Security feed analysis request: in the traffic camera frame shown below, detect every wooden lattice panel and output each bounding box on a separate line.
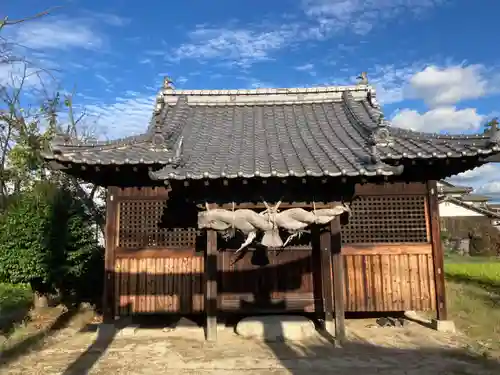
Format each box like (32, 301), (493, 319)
(341, 195), (428, 244)
(117, 200), (199, 249)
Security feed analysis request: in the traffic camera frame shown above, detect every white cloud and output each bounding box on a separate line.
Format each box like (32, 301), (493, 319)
(391, 106), (484, 132)
(407, 65), (489, 107)
(84, 11), (130, 27)
(452, 164), (499, 181)
(367, 63), (425, 104)
(166, 1), (444, 66)
(83, 93), (156, 140)
(448, 164), (500, 200)
(12, 18), (103, 51)
(302, 0), (444, 35)
(295, 63), (317, 77)
(170, 25), (297, 67)
(295, 63), (315, 71)
(370, 63), (500, 134)
(0, 61), (54, 90)
(476, 181), (500, 197)
(95, 73), (111, 85)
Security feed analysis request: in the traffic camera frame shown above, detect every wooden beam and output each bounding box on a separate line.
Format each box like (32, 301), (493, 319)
(205, 228), (218, 341)
(427, 180), (448, 320)
(103, 187), (118, 323)
(331, 216), (346, 343)
(216, 201), (342, 210)
(319, 221), (335, 336)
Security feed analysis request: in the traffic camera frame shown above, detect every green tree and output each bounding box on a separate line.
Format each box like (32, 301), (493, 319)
(0, 181), (103, 306)
(0, 10), (106, 309)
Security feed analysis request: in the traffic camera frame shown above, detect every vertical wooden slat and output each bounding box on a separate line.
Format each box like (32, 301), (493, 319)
(363, 255), (373, 310)
(146, 258), (154, 312)
(409, 255), (419, 310)
(391, 255), (401, 310)
(172, 257), (178, 312)
(196, 256), (201, 312)
(381, 255), (391, 310)
(156, 258), (165, 311)
(114, 259), (121, 316)
(354, 255), (364, 309)
(347, 256), (356, 311)
(342, 256), (349, 311)
(129, 258), (137, 313)
(182, 257), (189, 313)
(372, 255), (382, 311)
(104, 187), (118, 322)
(417, 255), (426, 309)
(427, 180), (447, 320)
(427, 254), (437, 310)
(119, 259), (129, 315)
(399, 254), (409, 310)
(205, 229), (218, 341)
(138, 258), (147, 313)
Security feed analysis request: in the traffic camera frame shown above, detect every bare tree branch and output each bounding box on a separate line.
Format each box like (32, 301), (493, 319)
(0, 7), (60, 31)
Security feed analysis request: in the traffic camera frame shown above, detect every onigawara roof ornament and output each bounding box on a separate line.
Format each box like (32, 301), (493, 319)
(164, 76), (175, 89)
(485, 118), (500, 145)
(356, 72), (368, 85)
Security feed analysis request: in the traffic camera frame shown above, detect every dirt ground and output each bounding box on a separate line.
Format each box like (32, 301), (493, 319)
(1, 314), (500, 375)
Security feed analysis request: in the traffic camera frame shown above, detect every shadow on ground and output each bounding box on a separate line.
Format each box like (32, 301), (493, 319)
(0, 306), (81, 368)
(6, 314), (497, 375)
(0, 306), (32, 338)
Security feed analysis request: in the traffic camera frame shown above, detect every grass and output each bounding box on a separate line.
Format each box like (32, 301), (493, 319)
(444, 257), (500, 356)
(0, 283), (32, 315)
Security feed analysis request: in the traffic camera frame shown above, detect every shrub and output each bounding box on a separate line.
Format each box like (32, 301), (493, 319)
(0, 181), (103, 306)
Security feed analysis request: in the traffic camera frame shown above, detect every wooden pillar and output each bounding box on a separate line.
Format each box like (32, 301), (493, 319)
(331, 216), (346, 342)
(319, 215), (345, 342)
(103, 187), (118, 323)
(205, 228), (218, 341)
(319, 224), (334, 333)
(427, 180), (448, 320)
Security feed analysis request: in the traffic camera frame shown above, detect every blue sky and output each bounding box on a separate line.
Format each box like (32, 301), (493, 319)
(2, 0), (500, 195)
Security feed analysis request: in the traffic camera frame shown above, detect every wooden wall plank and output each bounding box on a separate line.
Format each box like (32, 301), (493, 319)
(381, 255), (392, 310)
(342, 251), (436, 312)
(114, 256), (204, 314)
(112, 246), (436, 315)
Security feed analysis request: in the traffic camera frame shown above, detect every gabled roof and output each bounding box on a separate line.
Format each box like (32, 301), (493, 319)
(488, 203), (500, 211)
(461, 194), (491, 202)
(438, 180), (474, 194)
(440, 196), (500, 219)
(43, 80), (500, 181)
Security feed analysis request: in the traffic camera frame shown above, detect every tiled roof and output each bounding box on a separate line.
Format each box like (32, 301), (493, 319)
(461, 194), (491, 202)
(437, 181), (474, 194)
(441, 196), (500, 219)
(43, 83), (500, 181)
